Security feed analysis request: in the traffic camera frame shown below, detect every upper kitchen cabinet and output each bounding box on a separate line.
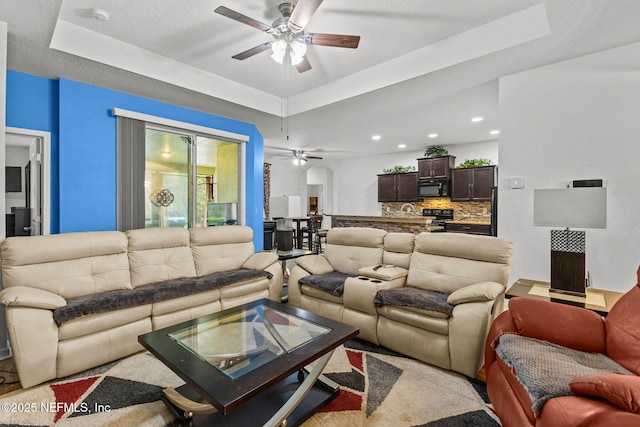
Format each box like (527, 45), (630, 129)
(378, 172), (418, 202)
(417, 156), (456, 180)
(451, 166), (496, 201)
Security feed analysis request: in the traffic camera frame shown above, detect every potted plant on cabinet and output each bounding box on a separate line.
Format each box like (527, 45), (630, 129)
(424, 145), (448, 157)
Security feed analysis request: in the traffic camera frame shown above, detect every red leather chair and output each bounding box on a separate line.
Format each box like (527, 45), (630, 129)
(484, 267), (640, 427)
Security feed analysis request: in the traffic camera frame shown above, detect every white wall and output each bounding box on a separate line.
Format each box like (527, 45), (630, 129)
(335, 149), (423, 216)
(1, 20), (9, 358)
(498, 44), (640, 292)
(267, 157), (339, 217)
(447, 140), (499, 167)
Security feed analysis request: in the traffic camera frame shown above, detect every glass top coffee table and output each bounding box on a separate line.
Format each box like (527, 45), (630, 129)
(138, 298), (358, 426)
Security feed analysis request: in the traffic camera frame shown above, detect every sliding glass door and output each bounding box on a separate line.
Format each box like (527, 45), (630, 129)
(144, 127), (239, 228)
(195, 135), (239, 227)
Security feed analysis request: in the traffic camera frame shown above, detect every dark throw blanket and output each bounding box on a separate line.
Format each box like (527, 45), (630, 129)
(374, 287), (454, 317)
(54, 269), (272, 325)
(496, 333), (633, 414)
(298, 272), (355, 297)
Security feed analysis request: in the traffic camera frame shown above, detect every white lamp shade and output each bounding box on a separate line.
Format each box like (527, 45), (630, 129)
(289, 40), (307, 65)
(534, 187), (607, 229)
(270, 40), (287, 64)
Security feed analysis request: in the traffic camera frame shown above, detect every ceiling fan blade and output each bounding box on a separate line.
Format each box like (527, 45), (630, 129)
(295, 56), (312, 73)
(305, 155), (323, 160)
(308, 33), (360, 49)
(232, 43), (272, 60)
(288, 0), (324, 34)
(214, 6), (272, 32)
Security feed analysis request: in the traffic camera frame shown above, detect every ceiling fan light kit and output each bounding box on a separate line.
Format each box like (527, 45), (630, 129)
(292, 150), (308, 165)
(270, 38), (307, 65)
(215, 0), (360, 73)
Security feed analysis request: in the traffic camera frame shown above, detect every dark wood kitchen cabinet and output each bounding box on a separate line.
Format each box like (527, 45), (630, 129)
(417, 156), (455, 180)
(445, 223), (492, 235)
(377, 172), (418, 202)
(451, 166), (496, 201)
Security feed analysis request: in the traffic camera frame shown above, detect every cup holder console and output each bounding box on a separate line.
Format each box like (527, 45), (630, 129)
(357, 276), (382, 283)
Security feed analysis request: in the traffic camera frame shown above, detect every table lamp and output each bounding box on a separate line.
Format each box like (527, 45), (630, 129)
(533, 187), (607, 297)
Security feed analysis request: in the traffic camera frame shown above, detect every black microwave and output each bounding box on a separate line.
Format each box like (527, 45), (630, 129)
(417, 180), (449, 198)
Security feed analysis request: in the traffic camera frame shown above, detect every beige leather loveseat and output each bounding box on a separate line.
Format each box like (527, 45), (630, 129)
(288, 227), (513, 378)
(0, 226), (282, 388)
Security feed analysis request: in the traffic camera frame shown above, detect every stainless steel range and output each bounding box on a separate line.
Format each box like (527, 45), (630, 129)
(422, 208), (454, 229)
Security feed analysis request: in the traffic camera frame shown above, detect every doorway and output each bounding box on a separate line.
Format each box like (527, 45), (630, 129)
(306, 166), (334, 216)
(4, 127), (50, 237)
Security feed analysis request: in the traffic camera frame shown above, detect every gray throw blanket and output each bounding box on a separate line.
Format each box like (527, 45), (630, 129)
(374, 287), (454, 317)
(298, 272), (355, 297)
(496, 333), (633, 414)
(54, 269), (272, 325)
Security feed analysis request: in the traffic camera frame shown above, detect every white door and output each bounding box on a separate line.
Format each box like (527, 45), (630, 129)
(28, 137), (42, 235)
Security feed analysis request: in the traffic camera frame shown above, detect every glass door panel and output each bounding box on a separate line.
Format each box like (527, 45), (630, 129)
(145, 129), (191, 228)
(196, 136), (239, 227)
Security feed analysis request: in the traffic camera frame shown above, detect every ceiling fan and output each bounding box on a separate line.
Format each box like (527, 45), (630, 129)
(271, 148), (323, 165)
(214, 0), (361, 73)
(291, 149), (322, 165)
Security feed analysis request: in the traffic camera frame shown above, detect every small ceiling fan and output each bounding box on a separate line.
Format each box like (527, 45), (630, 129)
(214, 0), (361, 73)
(292, 149), (322, 165)
(270, 148), (323, 165)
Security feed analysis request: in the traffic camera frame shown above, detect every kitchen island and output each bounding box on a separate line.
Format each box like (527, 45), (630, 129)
(445, 216), (492, 236)
(331, 215), (443, 234)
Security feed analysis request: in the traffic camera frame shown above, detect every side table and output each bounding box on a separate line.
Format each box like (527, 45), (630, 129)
(506, 278), (624, 316)
(277, 249), (313, 303)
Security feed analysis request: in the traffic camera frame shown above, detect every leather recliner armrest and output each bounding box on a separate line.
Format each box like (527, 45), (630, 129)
(570, 374), (640, 414)
(0, 286), (67, 310)
(447, 281), (504, 305)
(344, 276), (405, 315)
(295, 255), (334, 275)
(484, 309), (518, 373)
(508, 297), (606, 354)
(242, 251), (278, 271)
(358, 265), (408, 281)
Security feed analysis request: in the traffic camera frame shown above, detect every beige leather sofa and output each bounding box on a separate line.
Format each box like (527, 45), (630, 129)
(0, 226), (282, 388)
(288, 227), (513, 378)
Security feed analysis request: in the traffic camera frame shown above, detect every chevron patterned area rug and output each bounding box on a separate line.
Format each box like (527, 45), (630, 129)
(0, 340), (500, 426)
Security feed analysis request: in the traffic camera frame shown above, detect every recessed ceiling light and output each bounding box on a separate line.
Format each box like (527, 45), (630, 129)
(490, 129), (500, 135)
(398, 144), (406, 148)
(428, 133), (438, 138)
(471, 116), (484, 123)
(161, 151), (171, 158)
(371, 135), (381, 141)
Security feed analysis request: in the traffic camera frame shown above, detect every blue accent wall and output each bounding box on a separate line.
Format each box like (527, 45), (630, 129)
(6, 70), (60, 233)
(6, 72), (265, 248)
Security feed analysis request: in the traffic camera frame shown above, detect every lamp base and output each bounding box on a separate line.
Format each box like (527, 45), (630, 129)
(549, 286), (586, 299)
(550, 249), (586, 298)
(549, 229), (586, 297)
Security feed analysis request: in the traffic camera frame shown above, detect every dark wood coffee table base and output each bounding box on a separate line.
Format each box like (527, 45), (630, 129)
(165, 371), (339, 427)
(139, 300), (358, 426)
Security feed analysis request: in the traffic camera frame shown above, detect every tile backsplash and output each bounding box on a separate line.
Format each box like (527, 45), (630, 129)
(382, 198), (491, 220)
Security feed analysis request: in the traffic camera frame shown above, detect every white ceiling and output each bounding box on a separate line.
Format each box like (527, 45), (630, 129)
(3, 0), (640, 160)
